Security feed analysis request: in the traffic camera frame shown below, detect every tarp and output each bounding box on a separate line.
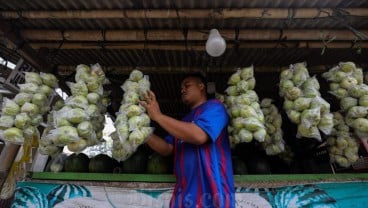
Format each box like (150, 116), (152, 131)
(11, 181), (368, 207)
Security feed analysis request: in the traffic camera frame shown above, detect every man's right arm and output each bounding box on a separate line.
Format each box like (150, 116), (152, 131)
(146, 134), (173, 156)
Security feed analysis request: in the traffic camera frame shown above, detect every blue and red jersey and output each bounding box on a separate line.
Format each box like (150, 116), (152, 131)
(165, 99), (235, 208)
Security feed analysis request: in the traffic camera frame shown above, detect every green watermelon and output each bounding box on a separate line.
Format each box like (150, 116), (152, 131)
(232, 157), (248, 175)
(146, 153), (171, 174)
(64, 153), (90, 172)
(122, 147), (148, 173)
(88, 154), (118, 173)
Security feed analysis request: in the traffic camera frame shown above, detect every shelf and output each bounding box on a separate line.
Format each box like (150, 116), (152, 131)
(30, 172), (368, 183)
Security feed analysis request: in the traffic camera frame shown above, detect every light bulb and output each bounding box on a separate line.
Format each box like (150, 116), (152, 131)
(205, 29), (226, 57)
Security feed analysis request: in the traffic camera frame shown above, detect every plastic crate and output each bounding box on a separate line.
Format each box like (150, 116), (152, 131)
(4, 58), (37, 92)
(352, 157), (368, 170)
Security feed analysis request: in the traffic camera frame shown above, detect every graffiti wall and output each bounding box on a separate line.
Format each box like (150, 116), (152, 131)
(11, 181), (368, 207)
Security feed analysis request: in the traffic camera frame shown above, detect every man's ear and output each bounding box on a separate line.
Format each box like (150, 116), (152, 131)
(199, 82), (205, 91)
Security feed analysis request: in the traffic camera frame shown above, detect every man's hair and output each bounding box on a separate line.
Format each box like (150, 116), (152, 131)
(183, 72), (207, 88)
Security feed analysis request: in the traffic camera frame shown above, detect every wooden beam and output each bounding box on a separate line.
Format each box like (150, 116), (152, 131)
(28, 41), (368, 50)
(57, 65), (328, 75)
(21, 29), (368, 42)
(0, 20), (45, 71)
(1, 8), (367, 19)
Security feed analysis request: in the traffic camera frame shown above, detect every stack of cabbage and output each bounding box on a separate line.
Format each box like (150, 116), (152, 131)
(326, 112), (359, 167)
(224, 66), (266, 147)
(112, 69), (153, 161)
(260, 98), (285, 155)
(0, 72), (58, 144)
(40, 64), (108, 155)
(279, 62), (333, 141)
(322, 62), (368, 140)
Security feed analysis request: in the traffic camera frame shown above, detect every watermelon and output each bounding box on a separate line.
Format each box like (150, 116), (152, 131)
(146, 153), (171, 174)
(88, 154), (118, 173)
(64, 153), (90, 172)
(122, 146), (148, 173)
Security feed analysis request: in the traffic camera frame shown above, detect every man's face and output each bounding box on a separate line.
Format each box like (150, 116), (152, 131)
(180, 77), (204, 106)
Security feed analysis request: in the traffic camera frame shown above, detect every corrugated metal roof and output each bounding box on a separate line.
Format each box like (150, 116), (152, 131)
(0, 0), (367, 118)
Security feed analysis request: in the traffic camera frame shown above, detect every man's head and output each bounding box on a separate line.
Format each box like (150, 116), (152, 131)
(180, 73), (207, 108)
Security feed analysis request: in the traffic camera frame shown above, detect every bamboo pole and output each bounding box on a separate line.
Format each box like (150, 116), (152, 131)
(0, 8), (367, 19)
(21, 29), (368, 41)
(28, 41), (368, 50)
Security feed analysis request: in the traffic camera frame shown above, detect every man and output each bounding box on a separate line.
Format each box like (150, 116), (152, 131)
(140, 73), (235, 208)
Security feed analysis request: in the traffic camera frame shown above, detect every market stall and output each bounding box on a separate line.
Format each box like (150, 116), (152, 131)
(0, 0), (368, 207)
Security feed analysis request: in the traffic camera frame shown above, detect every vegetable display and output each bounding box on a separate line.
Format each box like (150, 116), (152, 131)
(40, 63), (109, 156)
(112, 69), (153, 161)
(0, 72), (58, 144)
(224, 66), (267, 146)
(279, 62), (333, 141)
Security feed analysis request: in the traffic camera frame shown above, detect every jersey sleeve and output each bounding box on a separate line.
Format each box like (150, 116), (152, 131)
(193, 101), (229, 142)
(165, 134), (174, 145)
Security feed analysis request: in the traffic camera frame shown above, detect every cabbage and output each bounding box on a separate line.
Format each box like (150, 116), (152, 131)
(335, 155), (350, 168)
(340, 97), (358, 111)
(25, 72), (42, 85)
(32, 93), (47, 107)
(280, 80), (294, 92)
(67, 139), (88, 152)
(75, 64), (91, 82)
(287, 110), (301, 124)
(302, 76), (320, 90)
(67, 108), (89, 124)
(228, 70), (241, 85)
(239, 105), (258, 118)
(137, 76), (151, 97)
(336, 137), (349, 149)
(30, 114), (43, 126)
(236, 80), (249, 93)
(297, 125), (321, 141)
(86, 92), (100, 104)
(353, 118), (368, 133)
(2, 98), (20, 116)
(318, 113), (334, 135)
(40, 72), (58, 87)
(77, 121), (94, 138)
(261, 98), (273, 108)
(14, 113), (31, 129)
(285, 87), (301, 100)
(13, 93), (32, 106)
(293, 97), (311, 112)
(121, 80), (139, 92)
(225, 86), (238, 96)
(117, 124), (129, 143)
(86, 104), (99, 117)
(21, 102), (39, 116)
(240, 66), (254, 80)
(128, 115), (150, 131)
(129, 69), (144, 82)
(128, 127), (153, 145)
(346, 106), (368, 118)
(39, 85), (53, 96)
(253, 128), (266, 142)
(310, 96), (330, 113)
(115, 113), (128, 126)
(39, 139), (60, 156)
(329, 88), (348, 99)
(0, 115), (14, 129)
(359, 95), (368, 107)
(247, 78), (256, 90)
(123, 91), (139, 104)
(280, 69), (293, 80)
(301, 107), (321, 128)
(329, 83), (340, 91)
(353, 68), (363, 85)
(340, 77), (358, 90)
(292, 66), (309, 86)
(68, 81), (88, 96)
(3, 127), (24, 143)
(65, 95), (89, 109)
(54, 100), (65, 110)
(283, 99), (294, 110)
(123, 104), (144, 118)
(85, 76), (101, 92)
(50, 126), (80, 146)
(242, 117), (264, 132)
(238, 129), (253, 143)
(18, 83), (39, 94)
(303, 87), (321, 98)
(340, 61), (356, 73)
(349, 84), (368, 98)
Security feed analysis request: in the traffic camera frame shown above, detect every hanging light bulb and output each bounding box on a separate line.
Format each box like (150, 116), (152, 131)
(205, 29), (226, 57)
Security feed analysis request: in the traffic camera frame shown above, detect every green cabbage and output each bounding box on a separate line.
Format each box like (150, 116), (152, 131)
(13, 93), (32, 106)
(2, 98), (20, 116)
(129, 69), (144, 82)
(0, 115), (14, 129)
(3, 127), (24, 144)
(40, 72), (58, 88)
(14, 113), (31, 129)
(20, 102), (39, 116)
